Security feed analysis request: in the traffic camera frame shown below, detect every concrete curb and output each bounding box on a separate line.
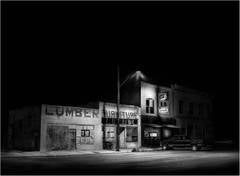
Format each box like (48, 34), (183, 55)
(1, 148), (165, 158)
(1, 150), (133, 158)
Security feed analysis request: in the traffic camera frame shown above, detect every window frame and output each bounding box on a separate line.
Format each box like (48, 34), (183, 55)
(146, 98), (154, 114)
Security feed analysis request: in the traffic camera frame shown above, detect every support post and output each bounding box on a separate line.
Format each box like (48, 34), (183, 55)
(116, 65), (120, 151)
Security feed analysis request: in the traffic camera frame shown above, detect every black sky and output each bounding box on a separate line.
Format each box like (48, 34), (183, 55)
(2, 2), (239, 143)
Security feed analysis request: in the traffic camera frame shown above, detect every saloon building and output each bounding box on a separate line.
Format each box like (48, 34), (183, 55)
(7, 102), (141, 151)
(121, 80), (214, 147)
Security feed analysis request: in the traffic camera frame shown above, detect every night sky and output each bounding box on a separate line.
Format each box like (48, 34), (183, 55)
(2, 2), (239, 146)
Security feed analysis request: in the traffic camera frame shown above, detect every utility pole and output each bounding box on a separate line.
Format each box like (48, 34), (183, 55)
(116, 65), (120, 151)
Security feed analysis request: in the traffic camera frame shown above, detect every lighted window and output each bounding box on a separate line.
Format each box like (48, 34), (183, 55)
(146, 98), (154, 114)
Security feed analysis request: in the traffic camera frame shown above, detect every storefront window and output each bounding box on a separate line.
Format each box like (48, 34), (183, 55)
(126, 127), (138, 142)
(105, 127), (115, 139)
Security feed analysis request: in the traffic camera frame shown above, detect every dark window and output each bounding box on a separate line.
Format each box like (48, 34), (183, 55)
(146, 98), (154, 114)
(27, 116), (32, 126)
(133, 119), (138, 125)
(81, 130), (85, 137)
(126, 127), (138, 142)
(187, 125), (193, 138)
(19, 120), (23, 132)
(207, 104), (211, 116)
(199, 104), (204, 115)
(81, 129), (91, 137)
(179, 100), (184, 114)
(189, 102), (194, 114)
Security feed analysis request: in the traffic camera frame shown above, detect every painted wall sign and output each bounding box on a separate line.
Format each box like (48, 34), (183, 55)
(104, 110), (137, 119)
(44, 105), (99, 118)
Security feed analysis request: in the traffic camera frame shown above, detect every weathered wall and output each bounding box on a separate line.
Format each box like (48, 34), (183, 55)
(172, 84), (214, 140)
(40, 104), (102, 151)
(8, 106), (41, 151)
(100, 102), (141, 149)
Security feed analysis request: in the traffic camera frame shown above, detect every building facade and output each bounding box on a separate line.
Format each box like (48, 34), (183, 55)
(8, 102), (141, 151)
(100, 102), (141, 150)
(7, 81), (213, 151)
(121, 81), (214, 147)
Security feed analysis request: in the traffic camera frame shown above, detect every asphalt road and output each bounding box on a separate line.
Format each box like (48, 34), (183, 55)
(2, 150), (239, 175)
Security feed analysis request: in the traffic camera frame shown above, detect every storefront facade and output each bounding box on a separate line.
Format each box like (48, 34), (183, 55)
(100, 102), (141, 150)
(121, 81), (214, 148)
(40, 104), (102, 152)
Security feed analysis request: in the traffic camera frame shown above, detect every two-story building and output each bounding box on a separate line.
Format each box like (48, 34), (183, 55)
(121, 80), (214, 147)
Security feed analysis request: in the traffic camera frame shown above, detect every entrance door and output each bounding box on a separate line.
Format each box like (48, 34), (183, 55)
(119, 127), (126, 148)
(69, 129), (76, 150)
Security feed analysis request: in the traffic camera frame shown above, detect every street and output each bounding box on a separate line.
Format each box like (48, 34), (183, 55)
(2, 150), (239, 175)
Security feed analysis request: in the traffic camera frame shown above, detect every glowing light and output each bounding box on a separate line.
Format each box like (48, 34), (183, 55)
(163, 129), (171, 138)
(135, 70), (145, 80)
(121, 70), (146, 87)
(150, 133), (158, 137)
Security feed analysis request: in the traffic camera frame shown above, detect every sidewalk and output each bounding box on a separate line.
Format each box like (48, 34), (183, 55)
(1, 149), (133, 158)
(139, 147), (163, 152)
(2, 148), (163, 158)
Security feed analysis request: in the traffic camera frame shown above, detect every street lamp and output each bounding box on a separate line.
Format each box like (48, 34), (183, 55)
(116, 65), (145, 151)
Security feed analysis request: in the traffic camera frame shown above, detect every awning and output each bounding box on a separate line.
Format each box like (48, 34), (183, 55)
(143, 123), (163, 128)
(163, 124), (180, 128)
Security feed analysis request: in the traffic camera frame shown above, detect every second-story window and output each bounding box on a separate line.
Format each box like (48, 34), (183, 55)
(199, 103), (204, 115)
(189, 102), (194, 115)
(146, 98), (154, 114)
(179, 100), (184, 114)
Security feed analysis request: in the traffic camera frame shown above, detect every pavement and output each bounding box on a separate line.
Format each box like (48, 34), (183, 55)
(2, 150), (239, 175)
(1, 147), (162, 158)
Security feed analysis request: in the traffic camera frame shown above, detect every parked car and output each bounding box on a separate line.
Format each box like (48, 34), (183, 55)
(161, 135), (204, 151)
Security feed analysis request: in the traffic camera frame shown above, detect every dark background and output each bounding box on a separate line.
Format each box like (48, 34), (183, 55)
(2, 2), (239, 149)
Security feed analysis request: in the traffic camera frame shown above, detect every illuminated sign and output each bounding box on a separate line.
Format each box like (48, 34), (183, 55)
(159, 93), (168, 101)
(44, 105), (99, 118)
(149, 133), (158, 137)
(159, 107), (169, 114)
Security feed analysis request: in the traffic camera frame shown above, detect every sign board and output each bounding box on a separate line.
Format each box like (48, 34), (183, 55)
(103, 103), (140, 120)
(44, 105), (99, 118)
(159, 107), (169, 114)
(104, 110), (138, 119)
(159, 92), (168, 101)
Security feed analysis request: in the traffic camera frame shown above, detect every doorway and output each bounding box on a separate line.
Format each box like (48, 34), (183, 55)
(119, 127), (126, 148)
(69, 129), (76, 150)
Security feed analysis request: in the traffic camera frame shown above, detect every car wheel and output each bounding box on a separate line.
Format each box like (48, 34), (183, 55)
(192, 145), (197, 151)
